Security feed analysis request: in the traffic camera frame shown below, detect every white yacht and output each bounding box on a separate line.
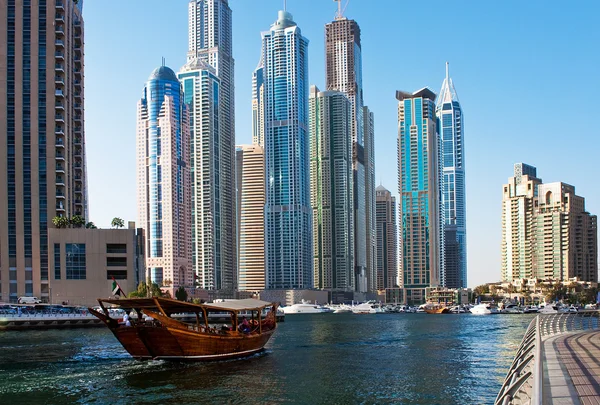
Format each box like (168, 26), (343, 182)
(351, 303), (376, 314)
(470, 303), (500, 315)
(281, 301), (331, 314)
(332, 305), (352, 314)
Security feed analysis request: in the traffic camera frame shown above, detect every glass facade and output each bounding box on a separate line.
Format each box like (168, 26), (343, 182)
(262, 11), (312, 289)
(54, 243), (60, 279)
(65, 243), (86, 280)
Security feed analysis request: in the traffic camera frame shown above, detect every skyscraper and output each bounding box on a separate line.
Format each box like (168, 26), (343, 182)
(501, 164), (598, 282)
(236, 144), (265, 291)
(177, 59), (223, 290)
(435, 63), (467, 288)
(136, 66), (192, 290)
(0, 0), (86, 303)
(363, 106), (376, 292)
(251, 62), (264, 146)
(309, 86), (354, 293)
(376, 185), (398, 289)
(325, 11), (374, 293)
(188, 0), (236, 291)
(397, 88), (443, 305)
(261, 10), (312, 289)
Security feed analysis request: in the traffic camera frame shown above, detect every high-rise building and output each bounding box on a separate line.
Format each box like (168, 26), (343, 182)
(177, 59), (224, 290)
(501, 163), (541, 281)
(260, 10), (312, 289)
(236, 144), (265, 291)
(501, 164), (598, 282)
(309, 86), (354, 292)
(363, 106), (376, 292)
(325, 12), (374, 293)
(0, 0), (86, 303)
(251, 62), (264, 146)
(188, 0), (236, 291)
(136, 66), (192, 289)
(375, 185), (398, 290)
(435, 63), (467, 288)
(396, 88), (443, 305)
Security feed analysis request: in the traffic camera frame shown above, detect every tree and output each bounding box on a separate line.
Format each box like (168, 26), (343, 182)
(473, 284), (490, 298)
(70, 215), (86, 228)
(52, 216), (70, 229)
(128, 281), (164, 298)
(111, 217), (125, 228)
(85, 222), (97, 229)
(175, 286), (188, 302)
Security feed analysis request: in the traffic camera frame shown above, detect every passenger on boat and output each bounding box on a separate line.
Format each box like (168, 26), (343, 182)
(239, 317), (251, 333)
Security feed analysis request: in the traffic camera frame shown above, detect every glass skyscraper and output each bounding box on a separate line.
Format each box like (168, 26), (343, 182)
(136, 66), (192, 289)
(435, 63), (467, 288)
(309, 86), (354, 293)
(188, 0), (236, 291)
(260, 10), (312, 289)
(0, 0), (86, 303)
(396, 88), (443, 305)
(178, 59), (223, 290)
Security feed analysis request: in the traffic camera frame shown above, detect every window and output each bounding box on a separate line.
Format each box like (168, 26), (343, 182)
(107, 257), (127, 267)
(54, 243), (60, 279)
(66, 243), (86, 279)
(106, 243), (127, 254)
(107, 270), (127, 280)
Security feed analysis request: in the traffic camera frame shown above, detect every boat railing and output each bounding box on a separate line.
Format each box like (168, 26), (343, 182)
(495, 311), (600, 405)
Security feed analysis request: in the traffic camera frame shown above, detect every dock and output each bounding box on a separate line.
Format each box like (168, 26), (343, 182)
(495, 312), (600, 405)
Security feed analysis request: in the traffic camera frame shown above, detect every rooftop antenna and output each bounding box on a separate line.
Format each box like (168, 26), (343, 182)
(162, 57), (165, 67)
(283, 0), (286, 11)
(445, 61), (449, 80)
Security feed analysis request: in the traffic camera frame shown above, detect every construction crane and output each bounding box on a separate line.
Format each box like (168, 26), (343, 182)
(334, 0), (350, 20)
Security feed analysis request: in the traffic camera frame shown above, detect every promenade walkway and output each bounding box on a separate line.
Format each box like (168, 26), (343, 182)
(543, 331), (600, 405)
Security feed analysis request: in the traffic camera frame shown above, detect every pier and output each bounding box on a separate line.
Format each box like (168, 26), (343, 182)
(495, 312), (600, 405)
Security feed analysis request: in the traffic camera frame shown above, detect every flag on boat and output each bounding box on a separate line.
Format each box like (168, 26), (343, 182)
(111, 277), (125, 296)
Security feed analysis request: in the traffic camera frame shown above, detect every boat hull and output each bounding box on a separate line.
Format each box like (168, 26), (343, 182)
(424, 307), (450, 314)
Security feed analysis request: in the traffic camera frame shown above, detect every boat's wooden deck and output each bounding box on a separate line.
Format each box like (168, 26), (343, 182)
(543, 331), (600, 405)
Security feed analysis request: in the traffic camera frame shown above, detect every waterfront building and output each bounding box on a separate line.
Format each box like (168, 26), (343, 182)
(177, 58), (226, 291)
(436, 63), (467, 288)
(48, 223), (144, 307)
(375, 185), (398, 289)
(363, 106), (377, 293)
(251, 62), (264, 146)
(325, 11), (375, 293)
(501, 164), (597, 282)
(259, 10), (312, 290)
(396, 88), (443, 305)
(236, 144), (265, 291)
(0, 0), (86, 303)
(136, 65), (192, 289)
(501, 163), (543, 281)
(188, 0), (236, 291)
(309, 86), (354, 292)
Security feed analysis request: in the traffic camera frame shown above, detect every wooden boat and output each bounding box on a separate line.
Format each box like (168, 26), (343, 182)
(88, 297), (278, 361)
(423, 304), (451, 314)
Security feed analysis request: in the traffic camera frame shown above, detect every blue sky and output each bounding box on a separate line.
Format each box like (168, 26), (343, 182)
(83, 0), (600, 288)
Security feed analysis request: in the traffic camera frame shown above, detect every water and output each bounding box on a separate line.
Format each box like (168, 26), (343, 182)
(0, 313), (533, 405)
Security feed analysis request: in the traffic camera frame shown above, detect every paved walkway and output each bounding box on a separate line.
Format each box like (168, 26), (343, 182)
(543, 331), (600, 405)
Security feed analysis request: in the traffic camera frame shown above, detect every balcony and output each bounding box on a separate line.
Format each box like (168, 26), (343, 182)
(55, 138), (64, 148)
(56, 176), (65, 186)
(56, 191), (66, 199)
(74, 92), (82, 100)
(75, 187), (83, 194)
(56, 27), (64, 36)
(55, 89), (64, 98)
(55, 63), (64, 72)
(55, 52), (65, 60)
(74, 115), (82, 122)
(55, 203), (65, 212)
(55, 164), (65, 173)
(55, 126), (64, 135)
(74, 161), (82, 169)
(54, 76), (64, 86)
(75, 199), (83, 205)
(55, 101), (64, 110)
(55, 152), (65, 161)
(55, 39), (64, 48)
(55, 14), (64, 23)
(56, 0), (64, 9)
(74, 103), (82, 110)
(74, 68), (82, 76)
(74, 175), (82, 181)
(55, 114), (65, 123)
(74, 148), (82, 157)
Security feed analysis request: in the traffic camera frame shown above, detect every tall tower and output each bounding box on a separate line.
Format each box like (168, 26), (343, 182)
(325, 9), (374, 293)
(435, 63), (467, 288)
(261, 10), (312, 289)
(309, 86), (354, 295)
(251, 61), (264, 146)
(177, 59), (223, 290)
(501, 163), (541, 281)
(236, 144), (265, 291)
(0, 0), (86, 303)
(376, 185), (398, 289)
(363, 106), (376, 293)
(136, 66), (192, 290)
(188, 0), (236, 291)
(397, 88), (442, 305)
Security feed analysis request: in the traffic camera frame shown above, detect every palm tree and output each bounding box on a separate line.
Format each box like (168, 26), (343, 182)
(52, 216), (70, 229)
(70, 215), (86, 228)
(111, 217), (125, 229)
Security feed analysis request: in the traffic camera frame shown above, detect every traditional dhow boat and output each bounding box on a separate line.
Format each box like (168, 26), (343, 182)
(423, 304), (451, 314)
(88, 297), (278, 361)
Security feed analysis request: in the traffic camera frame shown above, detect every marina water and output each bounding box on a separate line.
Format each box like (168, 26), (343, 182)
(0, 313), (533, 404)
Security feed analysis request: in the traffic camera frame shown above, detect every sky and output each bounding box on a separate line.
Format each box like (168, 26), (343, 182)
(83, 0), (600, 288)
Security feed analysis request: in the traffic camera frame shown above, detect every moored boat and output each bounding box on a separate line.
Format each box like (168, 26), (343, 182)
(470, 303), (500, 315)
(423, 304), (451, 314)
(281, 301), (332, 314)
(88, 297), (278, 361)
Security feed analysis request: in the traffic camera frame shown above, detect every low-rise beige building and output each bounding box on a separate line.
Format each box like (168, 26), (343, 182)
(48, 225), (144, 306)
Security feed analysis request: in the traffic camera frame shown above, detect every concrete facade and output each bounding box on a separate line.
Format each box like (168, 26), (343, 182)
(375, 185), (398, 289)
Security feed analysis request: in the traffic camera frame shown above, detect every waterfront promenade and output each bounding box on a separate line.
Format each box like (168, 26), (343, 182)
(496, 312), (600, 405)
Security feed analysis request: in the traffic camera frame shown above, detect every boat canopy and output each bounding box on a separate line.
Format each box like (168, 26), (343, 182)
(97, 297), (275, 314)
